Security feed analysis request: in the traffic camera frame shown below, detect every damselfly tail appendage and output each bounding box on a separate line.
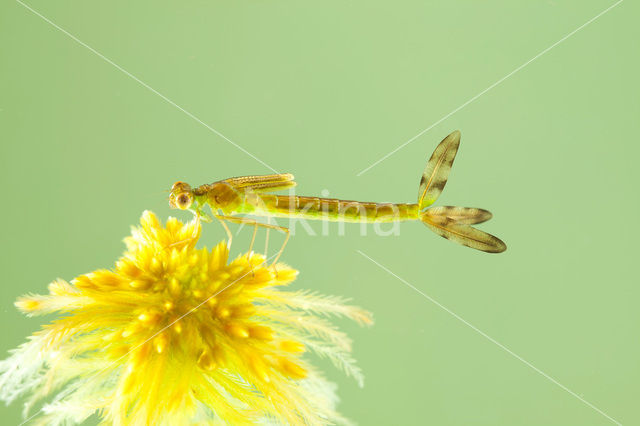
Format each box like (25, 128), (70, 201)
(418, 131), (507, 253)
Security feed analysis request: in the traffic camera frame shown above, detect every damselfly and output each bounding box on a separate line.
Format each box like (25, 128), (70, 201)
(169, 131), (506, 263)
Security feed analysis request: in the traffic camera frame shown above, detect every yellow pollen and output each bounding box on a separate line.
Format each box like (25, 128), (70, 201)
(279, 358), (307, 379)
(226, 323), (250, 339)
(197, 350), (216, 371)
(150, 258), (162, 275)
(216, 307), (231, 319)
(129, 279), (149, 289)
(169, 277), (181, 297)
(249, 325), (273, 340)
(280, 340), (305, 353)
(154, 333), (169, 353)
(138, 311), (160, 323)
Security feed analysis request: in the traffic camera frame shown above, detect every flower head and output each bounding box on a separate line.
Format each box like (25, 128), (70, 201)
(0, 211), (372, 425)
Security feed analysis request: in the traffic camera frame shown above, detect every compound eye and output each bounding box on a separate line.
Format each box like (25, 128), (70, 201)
(176, 193), (192, 209)
(171, 181), (185, 192)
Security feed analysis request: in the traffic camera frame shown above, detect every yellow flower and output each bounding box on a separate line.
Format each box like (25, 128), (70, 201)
(0, 211), (372, 425)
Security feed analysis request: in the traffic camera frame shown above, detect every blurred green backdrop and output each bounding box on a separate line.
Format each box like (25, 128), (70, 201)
(1, 0), (638, 424)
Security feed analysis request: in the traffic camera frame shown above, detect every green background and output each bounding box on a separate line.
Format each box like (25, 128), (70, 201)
(1, 0), (638, 424)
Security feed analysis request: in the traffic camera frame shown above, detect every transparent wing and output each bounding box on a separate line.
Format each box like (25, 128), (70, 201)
(224, 173), (297, 193)
(418, 130), (461, 209)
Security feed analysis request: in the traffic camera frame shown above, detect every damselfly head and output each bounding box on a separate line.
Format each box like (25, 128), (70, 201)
(169, 181), (194, 210)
